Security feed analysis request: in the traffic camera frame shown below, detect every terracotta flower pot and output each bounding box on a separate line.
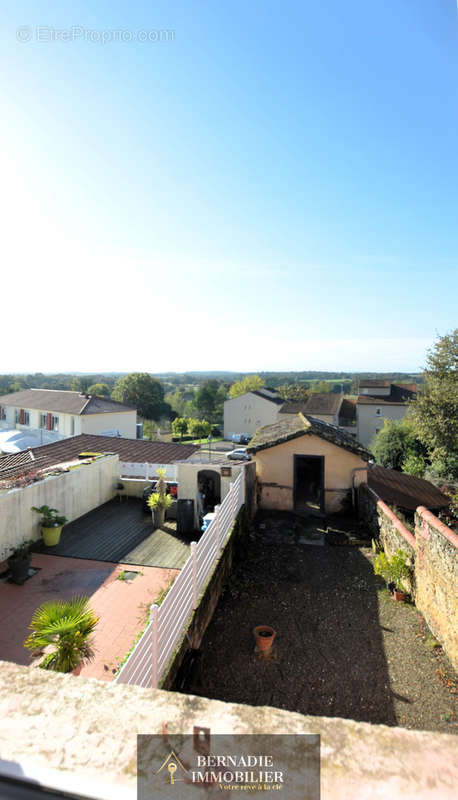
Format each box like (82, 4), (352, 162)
(393, 589), (405, 602)
(253, 625), (276, 652)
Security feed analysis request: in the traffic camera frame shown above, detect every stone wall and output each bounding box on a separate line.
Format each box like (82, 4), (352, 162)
(0, 660), (457, 800)
(0, 455), (119, 560)
(358, 484), (457, 669)
(415, 507), (458, 670)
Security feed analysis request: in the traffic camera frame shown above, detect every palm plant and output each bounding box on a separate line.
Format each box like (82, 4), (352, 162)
(24, 595), (99, 673)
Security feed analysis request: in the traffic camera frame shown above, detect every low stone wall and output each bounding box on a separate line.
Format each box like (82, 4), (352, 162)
(0, 455), (119, 561)
(358, 483), (457, 669)
(161, 505), (250, 690)
(1, 660), (457, 800)
(415, 507), (458, 670)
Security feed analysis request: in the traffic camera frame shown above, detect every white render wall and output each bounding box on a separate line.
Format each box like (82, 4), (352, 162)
(223, 392), (280, 439)
(357, 403), (409, 448)
(80, 411), (137, 438)
(0, 454), (119, 561)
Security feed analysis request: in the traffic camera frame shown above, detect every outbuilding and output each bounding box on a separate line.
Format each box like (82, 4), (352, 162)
(247, 413), (371, 515)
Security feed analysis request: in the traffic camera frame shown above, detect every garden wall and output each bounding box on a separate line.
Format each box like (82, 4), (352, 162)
(0, 455), (119, 561)
(358, 484), (458, 669)
(414, 507), (458, 670)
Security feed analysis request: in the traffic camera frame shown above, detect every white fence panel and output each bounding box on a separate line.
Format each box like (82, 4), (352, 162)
(116, 468), (245, 688)
(119, 462), (177, 480)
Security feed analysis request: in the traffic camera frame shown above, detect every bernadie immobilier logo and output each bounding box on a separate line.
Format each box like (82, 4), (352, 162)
(137, 732), (320, 798)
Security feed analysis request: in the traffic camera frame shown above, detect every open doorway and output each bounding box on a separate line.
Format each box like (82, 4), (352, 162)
(197, 469), (221, 515)
(294, 455), (324, 514)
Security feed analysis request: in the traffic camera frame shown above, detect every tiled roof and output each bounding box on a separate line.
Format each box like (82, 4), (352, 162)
(359, 380), (391, 389)
(368, 465), (449, 511)
(247, 413), (371, 460)
(251, 389), (284, 405)
(303, 393), (342, 416)
(0, 389), (135, 415)
(278, 401), (308, 415)
(357, 384), (416, 405)
(0, 434), (200, 481)
(339, 398), (357, 422)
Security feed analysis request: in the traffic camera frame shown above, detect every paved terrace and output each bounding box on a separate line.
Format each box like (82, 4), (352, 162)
(0, 554), (178, 681)
(33, 497), (191, 569)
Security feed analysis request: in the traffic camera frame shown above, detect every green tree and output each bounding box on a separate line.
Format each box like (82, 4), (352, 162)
(172, 417), (189, 439)
(410, 330), (458, 478)
(371, 418), (426, 472)
(196, 379), (223, 421)
(228, 375), (265, 399)
(112, 373), (164, 419)
(277, 383), (309, 403)
(24, 596), (98, 673)
(189, 418), (212, 441)
(309, 380), (332, 394)
(87, 382), (111, 397)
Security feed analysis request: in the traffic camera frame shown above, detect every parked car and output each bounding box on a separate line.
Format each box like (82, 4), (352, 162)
(231, 433), (251, 445)
(226, 449), (251, 461)
(142, 481), (178, 512)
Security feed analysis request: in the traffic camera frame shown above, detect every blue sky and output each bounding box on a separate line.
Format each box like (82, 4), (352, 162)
(1, 0), (457, 373)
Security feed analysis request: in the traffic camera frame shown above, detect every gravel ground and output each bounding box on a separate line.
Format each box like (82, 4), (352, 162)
(182, 511), (457, 734)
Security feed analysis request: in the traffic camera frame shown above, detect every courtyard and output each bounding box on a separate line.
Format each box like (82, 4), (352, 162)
(0, 498), (192, 681)
(183, 511), (457, 735)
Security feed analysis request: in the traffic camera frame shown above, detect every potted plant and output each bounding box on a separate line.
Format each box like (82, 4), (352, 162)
(147, 467), (173, 528)
(388, 550), (411, 601)
(7, 540), (33, 584)
(147, 492), (173, 528)
(374, 549), (411, 601)
(24, 595), (98, 673)
(31, 505), (68, 547)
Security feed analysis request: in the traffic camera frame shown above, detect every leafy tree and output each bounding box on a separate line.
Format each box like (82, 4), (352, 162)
(410, 330), (458, 478)
(189, 418), (212, 441)
(112, 372), (164, 419)
(309, 380), (332, 394)
(277, 383), (309, 403)
(172, 417), (189, 439)
(228, 375), (265, 399)
(401, 452), (426, 477)
(196, 379), (227, 422)
(371, 418), (426, 472)
(87, 383), (111, 397)
(24, 596), (98, 673)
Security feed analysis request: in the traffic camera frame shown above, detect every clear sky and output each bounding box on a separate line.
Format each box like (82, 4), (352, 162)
(1, 0), (457, 373)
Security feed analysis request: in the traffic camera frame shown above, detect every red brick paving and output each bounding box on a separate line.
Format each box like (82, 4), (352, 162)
(0, 554), (178, 682)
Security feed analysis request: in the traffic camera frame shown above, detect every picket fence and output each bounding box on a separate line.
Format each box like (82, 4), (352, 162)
(115, 469), (245, 688)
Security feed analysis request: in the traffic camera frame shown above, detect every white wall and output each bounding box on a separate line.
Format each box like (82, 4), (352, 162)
(357, 403), (409, 448)
(224, 393), (279, 438)
(81, 411), (137, 439)
(0, 454), (119, 561)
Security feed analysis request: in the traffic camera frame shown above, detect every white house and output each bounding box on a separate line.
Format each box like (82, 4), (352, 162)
(223, 388), (284, 439)
(356, 381), (417, 448)
(0, 389), (137, 450)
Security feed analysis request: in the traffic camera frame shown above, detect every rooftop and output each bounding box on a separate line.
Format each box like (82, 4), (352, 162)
(368, 465), (450, 512)
(303, 393), (343, 416)
(0, 434), (200, 481)
(248, 413), (371, 460)
(0, 389), (136, 415)
(357, 384), (417, 405)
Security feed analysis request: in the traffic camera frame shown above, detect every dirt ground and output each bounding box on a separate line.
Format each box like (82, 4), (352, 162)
(182, 511), (457, 735)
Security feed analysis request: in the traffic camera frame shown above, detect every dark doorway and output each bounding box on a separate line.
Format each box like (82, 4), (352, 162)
(197, 469), (221, 514)
(294, 455), (324, 514)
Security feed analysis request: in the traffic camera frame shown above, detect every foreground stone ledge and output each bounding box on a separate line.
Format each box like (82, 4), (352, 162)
(0, 661), (457, 799)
